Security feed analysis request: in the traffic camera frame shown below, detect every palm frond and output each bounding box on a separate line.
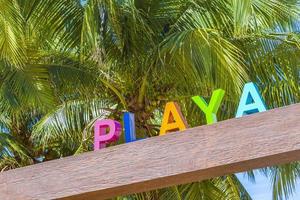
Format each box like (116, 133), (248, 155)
(31, 99), (112, 155)
(0, 132), (33, 171)
(0, 0), (26, 67)
(261, 163), (300, 200)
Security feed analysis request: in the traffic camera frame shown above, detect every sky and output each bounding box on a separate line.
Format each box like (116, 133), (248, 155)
(237, 172), (300, 200)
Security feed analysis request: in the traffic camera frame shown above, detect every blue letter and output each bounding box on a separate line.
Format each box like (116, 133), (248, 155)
(123, 112), (137, 143)
(236, 82), (267, 118)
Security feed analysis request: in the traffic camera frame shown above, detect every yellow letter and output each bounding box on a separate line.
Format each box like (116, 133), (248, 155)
(159, 102), (188, 136)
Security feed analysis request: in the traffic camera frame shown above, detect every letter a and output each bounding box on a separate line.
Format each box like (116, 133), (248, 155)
(236, 82), (267, 118)
(192, 89), (225, 124)
(159, 102), (188, 136)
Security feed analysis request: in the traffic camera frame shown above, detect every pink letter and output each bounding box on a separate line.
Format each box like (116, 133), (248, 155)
(94, 119), (122, 150)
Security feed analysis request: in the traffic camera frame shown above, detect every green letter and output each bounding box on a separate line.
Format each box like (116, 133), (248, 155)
(192, 89), (225, 124)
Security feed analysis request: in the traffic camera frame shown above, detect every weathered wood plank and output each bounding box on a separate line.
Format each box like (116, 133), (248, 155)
(0, 104), (300, 200)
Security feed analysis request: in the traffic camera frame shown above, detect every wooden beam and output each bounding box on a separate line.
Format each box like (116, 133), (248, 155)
(0, 104), (300, 200)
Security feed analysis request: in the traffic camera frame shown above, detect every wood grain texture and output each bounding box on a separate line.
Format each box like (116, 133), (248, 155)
(0, 104), (300, 200)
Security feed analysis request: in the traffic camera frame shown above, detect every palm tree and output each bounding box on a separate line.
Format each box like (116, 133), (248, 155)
(0, 0), (97, 166)
(0, 0), (299, 199)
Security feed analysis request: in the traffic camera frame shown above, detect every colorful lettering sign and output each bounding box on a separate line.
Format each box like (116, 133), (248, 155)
(94, 82), (268, 150)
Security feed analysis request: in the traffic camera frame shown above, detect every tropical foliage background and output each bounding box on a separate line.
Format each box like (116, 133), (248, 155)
(0, 0), (299, 199)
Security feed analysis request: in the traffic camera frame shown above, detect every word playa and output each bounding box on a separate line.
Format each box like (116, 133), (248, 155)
(94, 82), (267, 150)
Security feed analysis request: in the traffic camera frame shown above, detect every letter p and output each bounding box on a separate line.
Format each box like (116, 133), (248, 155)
(94, 119), (122, 150)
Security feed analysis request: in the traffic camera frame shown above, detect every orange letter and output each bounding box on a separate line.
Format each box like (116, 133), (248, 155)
(159, 102), (188, 136)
